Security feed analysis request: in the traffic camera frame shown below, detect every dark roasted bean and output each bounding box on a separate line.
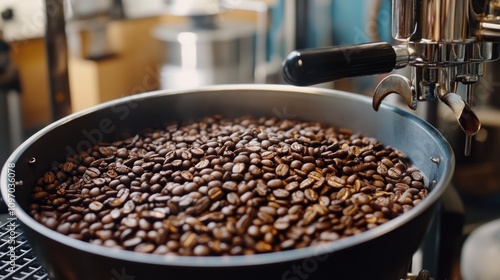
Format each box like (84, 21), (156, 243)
(275, 164), (290, 177)
(32, 191), (49, 201)
(29, 115), (429, 257)
(327, 176), (345, 189)
(43, 171), (56, 184)
(267, 179), (284, 189)
(274, 217), (290, 231)
(273, 189), (290, 199)
(89, 201), (104, 212)
(85, 167), (101, 178)
(304, 189), (318, 202)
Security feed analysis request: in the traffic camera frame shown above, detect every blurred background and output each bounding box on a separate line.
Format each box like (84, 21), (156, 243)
(2, 0), (500, 278)
(0, 0), (396, 148)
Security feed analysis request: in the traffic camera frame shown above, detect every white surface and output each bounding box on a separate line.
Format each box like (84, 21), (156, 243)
(66, 0), (112, 18)
(461, 218), (500, 280)
(163, 0), (220, 16)
(0, 0), (45, 41)
(121, 0), (165, 18)
(0, 0), (166, 42)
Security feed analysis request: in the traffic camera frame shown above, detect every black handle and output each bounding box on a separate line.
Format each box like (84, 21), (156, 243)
(282, 42), (396, 86)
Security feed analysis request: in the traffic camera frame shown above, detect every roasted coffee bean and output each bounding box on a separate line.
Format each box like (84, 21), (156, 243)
(273, 189), (290, 199)
(291, 190), (305, 204)
(327, 176), (345, 189)
(222, 181), (238, 191)
(67, 214), (83, 223)
(43, 171), (56, 184)
(227, 192), (240, 205)
(89, 201), (104, 212)
(267, 179), (284, 189)
(30, 115), (429, 257)
(52, 197), (67, 207)
(299, 178), (314, 189)
(32, 191), (49, 201)
(195, 159), (210, 170)
(275, 164), (289, 177)
(232, 163), (246, 174)
(387, 167), (402, 179)
(411, 181), (425, 189)
(208, 187), (223, 201)
(274, 217), (290, 231)
(336, 188), (352, 201)
(85, 167), (101, 178)
(62, 162), (75, 173)
(304, 189), (319, 202)
(285, 181), (299, 192)
(308, 171), (323, 181)
(116, 165), (132, 174)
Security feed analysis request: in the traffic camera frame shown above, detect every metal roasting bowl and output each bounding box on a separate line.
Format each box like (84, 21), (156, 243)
(1, 85), (454, 280)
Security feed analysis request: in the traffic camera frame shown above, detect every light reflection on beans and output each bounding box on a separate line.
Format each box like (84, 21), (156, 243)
(30, 115), (428, 256)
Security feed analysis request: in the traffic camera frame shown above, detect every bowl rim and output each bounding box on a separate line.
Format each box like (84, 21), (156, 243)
(1, 84), (455, 267)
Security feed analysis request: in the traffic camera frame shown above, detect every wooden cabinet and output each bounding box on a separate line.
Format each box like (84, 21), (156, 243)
(11, 16), (165, 131)
(10, 38), (51, 130)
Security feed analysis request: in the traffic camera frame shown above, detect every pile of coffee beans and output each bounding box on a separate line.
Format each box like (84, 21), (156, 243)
(29, 115), (428, 256)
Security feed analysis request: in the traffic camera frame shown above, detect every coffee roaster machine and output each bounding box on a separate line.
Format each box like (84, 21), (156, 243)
(283, 0), (500, 278)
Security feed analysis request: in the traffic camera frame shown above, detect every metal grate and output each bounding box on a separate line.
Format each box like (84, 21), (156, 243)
(0, 220), (49, 280)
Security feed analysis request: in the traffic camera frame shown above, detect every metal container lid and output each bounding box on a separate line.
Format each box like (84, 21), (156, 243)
(164, 0), (221, 16)
(152, 20), (255, 43)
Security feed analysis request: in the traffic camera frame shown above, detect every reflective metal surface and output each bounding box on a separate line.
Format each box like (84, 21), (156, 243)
(283, 0), (500, 153)
(393, 0), (471, 42)
(154, 0), (274, 89)
(153, 21), (255, 89)
(392, 0), (415, 40)
(374, 0), (500, 150)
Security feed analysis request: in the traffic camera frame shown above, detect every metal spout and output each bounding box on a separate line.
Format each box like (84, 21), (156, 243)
(372, 74), (417, 111)
(436, 85), (481, 136)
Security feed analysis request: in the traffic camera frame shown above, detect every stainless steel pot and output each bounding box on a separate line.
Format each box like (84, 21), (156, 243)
(1, 85), (454, 280)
